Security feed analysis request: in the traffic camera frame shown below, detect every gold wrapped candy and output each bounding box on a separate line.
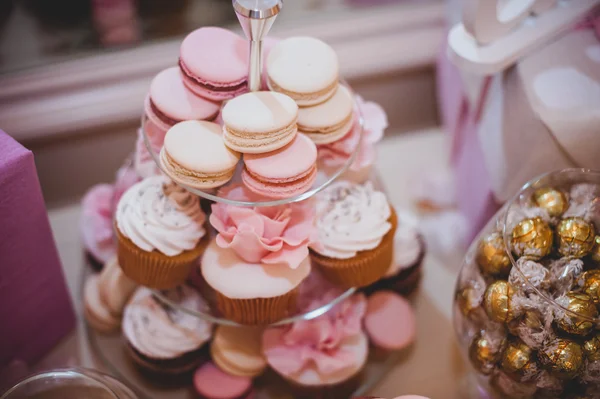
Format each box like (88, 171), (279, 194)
(483, 281), (514, 324)
(591, 235), (600, 263)
(556, 292), (598, 336)
(532, 187), (568, 217)
(541, 339), (584, 379)
(581, 270), (600, 305)
(469, 331), (506, 375)
(501, 340), (536, 379)
(583, 334), (600, 362)
(476, 232), (512, 277)
(456, 287), (481, 318)
(556, 217), (595, 258)
(511, 217), (553, 260)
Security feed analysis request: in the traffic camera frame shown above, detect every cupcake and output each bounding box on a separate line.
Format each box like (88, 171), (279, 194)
(310, 182), (397, 289)
(122, 285), (213, 383)
(262, 293), (368, 398)
(201, 239), (311, 325)
(115, 176), (208, 289)
(366, 211), (425, 296)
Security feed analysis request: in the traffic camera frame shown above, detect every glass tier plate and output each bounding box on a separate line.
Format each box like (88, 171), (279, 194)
(141, 80), (364, 207)
(145, 172), (387, 327)
(87, 319), (404, 399)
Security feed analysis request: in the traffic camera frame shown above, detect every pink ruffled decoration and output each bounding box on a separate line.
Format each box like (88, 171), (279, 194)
(318, 96), (388, 171)
(80, 184), (116, 264)
(263, 293), (367, 376)
(210, 186), (315, 269)
(80, 161), (140, 263)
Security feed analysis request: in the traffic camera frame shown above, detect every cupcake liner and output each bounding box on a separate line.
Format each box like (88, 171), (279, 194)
(214, 288), (299, 326)
(363, 235), (426, 297)
(311, 207), (398, 289)
(126, 342), (207, 386)
(116, 223), (207, 290)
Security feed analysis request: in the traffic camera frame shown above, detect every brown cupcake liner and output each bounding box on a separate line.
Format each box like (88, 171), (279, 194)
(116, 223), (207, 290)
(214, 288), (299, 326)
(363, 234), (426, 297)
(311, 207), (398, 289)
(125, 342), (207, 386)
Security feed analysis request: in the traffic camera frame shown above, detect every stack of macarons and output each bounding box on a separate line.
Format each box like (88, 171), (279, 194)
(137, 27), (366, 200)
(83, 256), (138, 334)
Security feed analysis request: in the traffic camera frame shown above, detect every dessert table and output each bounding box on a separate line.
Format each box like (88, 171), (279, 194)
(45, 127), (471, 399)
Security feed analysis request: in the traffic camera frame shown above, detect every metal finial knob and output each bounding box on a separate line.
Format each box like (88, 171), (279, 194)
(233, 0), (283, 92)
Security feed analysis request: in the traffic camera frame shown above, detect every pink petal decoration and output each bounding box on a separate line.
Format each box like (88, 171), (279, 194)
(318, 95), (388, 172)
(80, 184), (116, 264)
(210, 185), (315, 269)
(263, 293), (367, 376)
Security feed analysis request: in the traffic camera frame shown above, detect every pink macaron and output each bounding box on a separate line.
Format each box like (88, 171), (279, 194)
(145, 67), (221, 136)
(242, 133), (317, 199)
(193, 362), (253, 399)
(179, 27), (249, 101)
(364, 291), (416, 351)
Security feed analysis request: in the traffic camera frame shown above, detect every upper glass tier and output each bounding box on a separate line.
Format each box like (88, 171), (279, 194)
(141, 80), (364, 207)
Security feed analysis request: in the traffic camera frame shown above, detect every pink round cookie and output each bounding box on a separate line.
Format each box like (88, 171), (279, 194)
(242, 133), (317, 199)
(179, 27), (249, 101)
(193, 362), (253, 399)
(364, 291), (416, 350)
(145, 67), (221, 134)
(393, 396), (431, 399)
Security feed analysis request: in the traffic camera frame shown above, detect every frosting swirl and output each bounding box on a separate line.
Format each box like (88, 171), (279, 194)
(122, 286), (213, 359)
(385, 225), (422, 277)
(116, 176), (206, 256)
(311, 182), (391, 259)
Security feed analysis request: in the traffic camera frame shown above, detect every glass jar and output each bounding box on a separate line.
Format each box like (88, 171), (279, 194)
(1, 368), (138, 399)
(454, 169), (600, 399)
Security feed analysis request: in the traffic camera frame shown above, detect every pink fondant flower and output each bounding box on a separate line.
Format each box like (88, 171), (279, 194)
(80, 184), (116, 264)
(80, 159), (140, 264)
(318, 96), (388, 171)
(210, 186), (315, 269)
(262, 293), (367, 375)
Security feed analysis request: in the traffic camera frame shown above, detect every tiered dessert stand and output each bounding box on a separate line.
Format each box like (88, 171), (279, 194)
(84, 1), (406, 397)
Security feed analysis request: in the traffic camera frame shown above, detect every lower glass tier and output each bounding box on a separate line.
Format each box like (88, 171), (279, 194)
(86, 316), (404, 399)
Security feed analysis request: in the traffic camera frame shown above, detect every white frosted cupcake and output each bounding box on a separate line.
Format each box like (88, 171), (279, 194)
(123, 286), (213, 382)
(115, 176), (208, 289)
(310, 182), (397, 288)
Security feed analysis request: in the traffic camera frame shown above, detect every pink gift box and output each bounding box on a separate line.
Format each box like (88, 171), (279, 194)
(0, 131), (75, 367)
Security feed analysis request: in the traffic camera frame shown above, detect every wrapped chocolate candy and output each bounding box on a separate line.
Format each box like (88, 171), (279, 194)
(555, 293), (598, 336)
(539, 339), (584, 380)
(501, 339), (538, 382)
(468, 329), (507, 375)
(509, 258), (550, 292)
(550, 259), (584, 297)
(483, 280), (515, 324)
(583, 335), (600, 363)
(489, 370), (538, 398)
(556, 217), (595, 258)
(591, 235), (600, 263)
(511, 217), (553, 260)
(532, 187), (568, 218)
(579, 270), (600, 305)
(508, 307), (555, 350)
(476, 232), (512, 277)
